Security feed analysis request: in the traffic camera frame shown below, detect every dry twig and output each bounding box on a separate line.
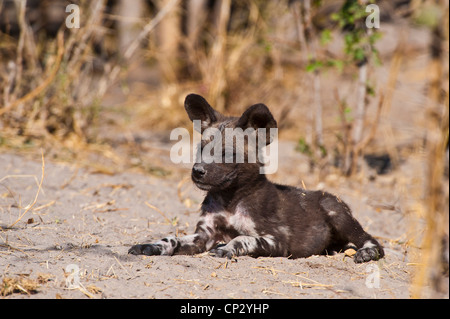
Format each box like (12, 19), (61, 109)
(8, 150), (45, 228)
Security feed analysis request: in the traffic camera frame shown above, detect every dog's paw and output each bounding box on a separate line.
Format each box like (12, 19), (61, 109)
(210, 247), (234, 259)
(354, 246), (381, 263)
(128, 244), (161, 256)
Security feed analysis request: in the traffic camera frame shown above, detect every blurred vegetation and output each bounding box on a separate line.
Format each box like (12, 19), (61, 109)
(1, 0), (444, 173)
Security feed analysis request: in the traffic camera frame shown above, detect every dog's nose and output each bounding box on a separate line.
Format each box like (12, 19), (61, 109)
(192, 164), (206, 179)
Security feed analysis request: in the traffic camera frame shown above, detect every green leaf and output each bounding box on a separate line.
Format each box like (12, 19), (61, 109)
(296, 138), (312, 156)
(326, 59), (345, 72)
(320, 29), (332, 45)
(366, 83), (376, 96)
(353, 48), (366, 62)
(306, 61), (323, 73)
(330, 13), (340, 22)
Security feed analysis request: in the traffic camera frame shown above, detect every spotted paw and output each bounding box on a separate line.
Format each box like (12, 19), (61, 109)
(354, 246), (381, 263)
(210, 247), (234, 259)
(128, 244), (161, 256)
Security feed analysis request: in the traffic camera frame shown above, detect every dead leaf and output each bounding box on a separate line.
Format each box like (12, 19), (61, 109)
(344, 248), (357, 257)
(87, 285), (102, 294)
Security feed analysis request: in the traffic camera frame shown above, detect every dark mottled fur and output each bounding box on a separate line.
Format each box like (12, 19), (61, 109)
(129, 94), (384, 263)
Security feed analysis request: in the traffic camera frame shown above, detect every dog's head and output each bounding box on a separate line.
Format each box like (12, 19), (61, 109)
(184, 94), (277, 192)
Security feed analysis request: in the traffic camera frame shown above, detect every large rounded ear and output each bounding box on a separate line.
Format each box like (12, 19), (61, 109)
(184, 94), (222, 132)
(236, 103), (277, 144)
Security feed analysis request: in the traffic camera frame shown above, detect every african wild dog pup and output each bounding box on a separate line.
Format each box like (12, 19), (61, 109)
(128, 94), (384, 263)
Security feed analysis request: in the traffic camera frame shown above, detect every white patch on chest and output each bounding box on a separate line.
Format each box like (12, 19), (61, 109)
(202, 199), (258, 238)
(227, 203), (258, 237)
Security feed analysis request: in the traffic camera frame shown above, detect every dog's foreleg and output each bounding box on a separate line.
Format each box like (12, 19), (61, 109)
(210, 235), (285, 258)
(128, 232), (209, 256)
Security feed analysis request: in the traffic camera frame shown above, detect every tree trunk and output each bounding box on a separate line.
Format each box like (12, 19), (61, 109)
(187, 0), (207, 45)
(208, 0), (230, 110)
(117, 0), (146, 54)
(345, 59), (368, 176)
(293, 0), (324, 164)
(156, 0), (181, 83)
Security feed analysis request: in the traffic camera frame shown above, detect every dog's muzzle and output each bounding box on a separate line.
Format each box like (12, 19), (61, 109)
(192, 163), (206, 181)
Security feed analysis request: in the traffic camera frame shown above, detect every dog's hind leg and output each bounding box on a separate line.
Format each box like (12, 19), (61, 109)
(320, 194), (384, 263)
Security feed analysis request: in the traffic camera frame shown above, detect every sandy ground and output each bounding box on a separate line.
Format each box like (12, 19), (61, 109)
(1, 138), (440, 299)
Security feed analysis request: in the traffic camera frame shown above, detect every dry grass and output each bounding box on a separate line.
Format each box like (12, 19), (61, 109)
(0, 0), (179, 144)
(1, 275), (39, 296)
(1, 1), (104, 140)
(7, 151), (44, 229)
(0, 150), (45, 231)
